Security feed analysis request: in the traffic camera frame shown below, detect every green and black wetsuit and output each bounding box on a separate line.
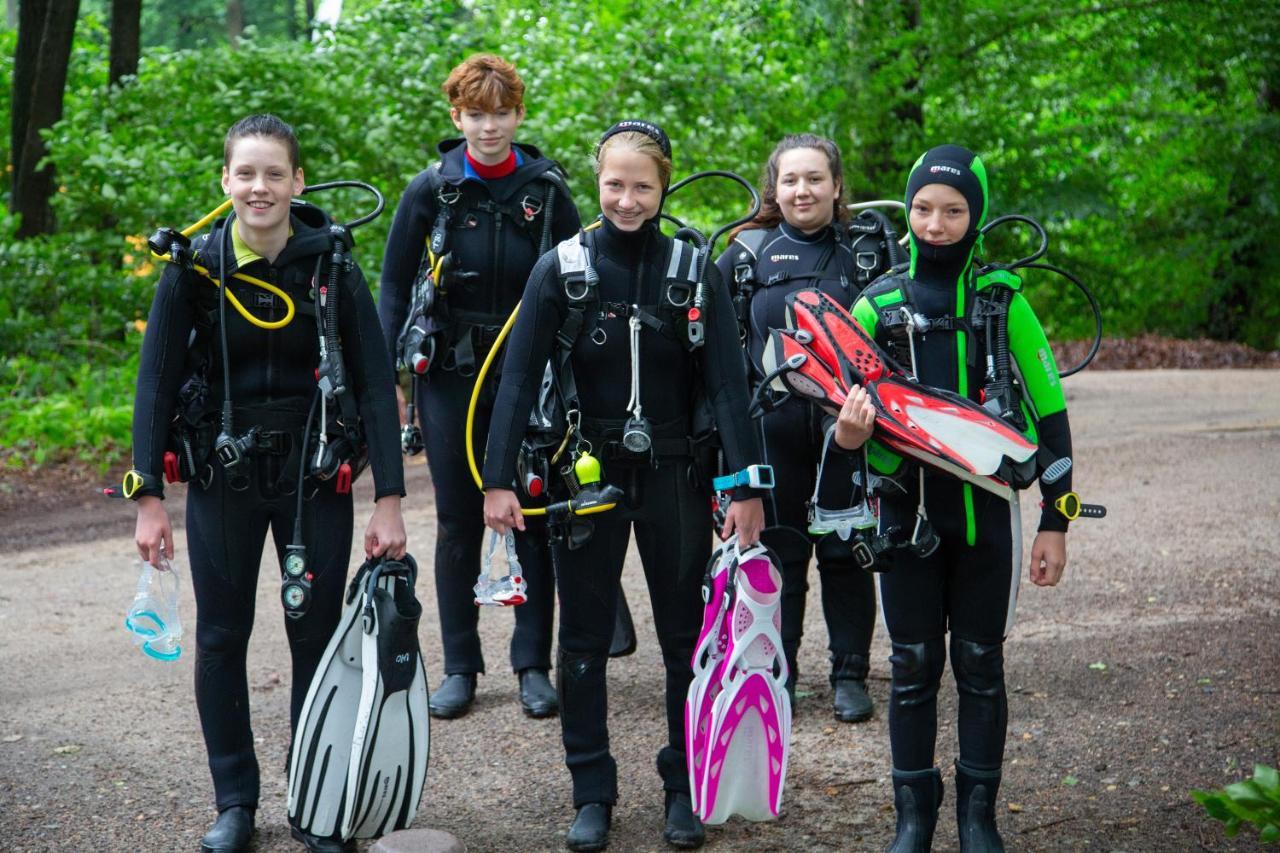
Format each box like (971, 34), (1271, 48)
(850, 146), (1073, 774)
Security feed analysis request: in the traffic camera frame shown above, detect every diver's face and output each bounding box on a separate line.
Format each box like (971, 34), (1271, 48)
(776, 147), (839, 233)
(598, 148), (662, 231)
(221, 135), (303, 233)
(909, 183), (970, 246)
(451, 104), (524, 165)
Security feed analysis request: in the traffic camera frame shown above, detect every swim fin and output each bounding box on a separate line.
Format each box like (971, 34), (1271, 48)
(688, 538), (791, 824)
(287, 555), (430, 842)
(783, 289), (1037, 497)
(685, 542), (735, 816)
(761, 327), (848, 416)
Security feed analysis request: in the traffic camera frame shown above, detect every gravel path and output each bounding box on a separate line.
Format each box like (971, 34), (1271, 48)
(1, 370), (1277, 852)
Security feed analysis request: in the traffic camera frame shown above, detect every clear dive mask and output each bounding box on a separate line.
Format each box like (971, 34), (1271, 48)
(124, 557), (183, 661)
(474, 530), (528, 607)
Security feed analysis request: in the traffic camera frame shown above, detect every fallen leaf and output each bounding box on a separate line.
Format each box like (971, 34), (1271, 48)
(1008, 803), (1023, 813)
(1022, 732), (1034, 741)
(1063, 775), (1080, 786)
(826, 787), (840, 796)
(1088, 662), (1108, 671)
(52, 744), (81, 755)
(2, 735), (22, 743)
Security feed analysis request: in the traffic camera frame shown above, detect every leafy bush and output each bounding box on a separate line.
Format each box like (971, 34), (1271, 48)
(2, 0), (1278, 465)
(1193, 764), (1280, 844)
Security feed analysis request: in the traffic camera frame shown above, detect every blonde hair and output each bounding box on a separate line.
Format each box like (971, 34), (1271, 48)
(595, 131), (673, 189)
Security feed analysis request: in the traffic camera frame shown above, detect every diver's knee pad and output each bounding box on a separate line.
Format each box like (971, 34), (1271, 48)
(814, 531), (864, 572)
(196, 619), (252, 659)
(950, 638), (1005, 699)
(889, 638), (946, 709)
(558, 647), (609, 687)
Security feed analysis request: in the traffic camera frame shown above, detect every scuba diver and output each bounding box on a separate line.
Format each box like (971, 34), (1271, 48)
(481, 121), (766, 851)
(130, 114), (406, 853)
(378, 54), (581, 720)
(837, 145), (1075, 852)
(716, 133), (896, 723)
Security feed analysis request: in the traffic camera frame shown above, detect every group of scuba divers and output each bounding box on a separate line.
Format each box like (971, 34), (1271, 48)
(127, 52), (1104, 853)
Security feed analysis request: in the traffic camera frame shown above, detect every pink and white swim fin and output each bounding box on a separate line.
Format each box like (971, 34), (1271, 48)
(688, 538), (791, 824)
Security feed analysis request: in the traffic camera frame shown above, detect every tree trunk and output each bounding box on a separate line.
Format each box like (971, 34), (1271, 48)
(226, 0), (243, 48)
(10, 0), (47, 192)
(11, 0), (81, 238)
(108, 0), (142, 86)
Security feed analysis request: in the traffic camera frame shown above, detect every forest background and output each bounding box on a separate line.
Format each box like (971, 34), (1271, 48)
(2, 0), (1279, 466)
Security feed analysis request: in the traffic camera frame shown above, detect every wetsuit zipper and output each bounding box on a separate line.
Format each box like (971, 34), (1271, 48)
(492, 209), (504, 318)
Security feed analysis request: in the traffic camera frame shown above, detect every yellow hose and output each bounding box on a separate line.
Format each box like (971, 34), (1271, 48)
(149, 198), (297, 330)
(462, 300), (617, 518)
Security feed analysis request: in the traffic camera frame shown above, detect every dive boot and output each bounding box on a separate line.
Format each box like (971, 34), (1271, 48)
(831, 653), (875, 723)
(565, 802), (611, 851)
(290, 825), (355, 853)
(428, 673), (477, 719)
(955, 761), (1005, 852)
(662, 791), (706, 849)
(200, 806), (255, 853)
(519, 668), (559, 718)
(886, 767), (943, 853)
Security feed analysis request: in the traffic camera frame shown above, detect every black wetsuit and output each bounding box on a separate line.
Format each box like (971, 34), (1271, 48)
(716, 220), (877, 687)
(852, 240), (1073, 774)
(131, 206), (404, 812)
(483, 217), (763, 805)
(378, 139), (581, 677)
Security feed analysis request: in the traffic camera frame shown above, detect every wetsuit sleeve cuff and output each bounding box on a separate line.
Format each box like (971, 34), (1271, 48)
(374, 486), (407, 502)
(1037, 508), (1069, 533)
(729, 486), (766, 502)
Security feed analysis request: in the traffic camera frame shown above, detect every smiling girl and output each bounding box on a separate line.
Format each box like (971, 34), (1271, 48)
(482, 121), (765, 851)
(715, 134), (887, 725)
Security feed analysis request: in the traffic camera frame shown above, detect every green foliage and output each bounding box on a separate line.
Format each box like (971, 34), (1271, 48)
(1192, 764), (1280, 844)
(2, 0), (1279, 465)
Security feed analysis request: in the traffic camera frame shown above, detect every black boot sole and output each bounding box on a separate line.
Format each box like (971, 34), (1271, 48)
(834, 707), (874, 723)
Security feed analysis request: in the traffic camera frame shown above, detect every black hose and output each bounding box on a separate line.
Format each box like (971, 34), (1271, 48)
(1021, 262), (1102, 376)
(979, 214), (1048, 269)
(301, 180), (385, 229)
(293, 389), (321, 543)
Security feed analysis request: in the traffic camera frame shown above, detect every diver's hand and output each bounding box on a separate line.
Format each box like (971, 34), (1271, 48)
(135, 496), (174, 566)
(395, 384), (408, 427)
(721, 497), (765, 547)
(834, 384), (876, 450)
(484, 488), (526, 535)
(365, 495), (408, 559)
(1029, 530), (1067, 586)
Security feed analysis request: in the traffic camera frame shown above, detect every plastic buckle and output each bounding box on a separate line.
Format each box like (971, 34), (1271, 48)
(336, 463), (352, 495)
(851, 539), (877, 571)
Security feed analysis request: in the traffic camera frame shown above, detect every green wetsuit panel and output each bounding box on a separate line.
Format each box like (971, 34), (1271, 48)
(1007, 292), (1066, 418)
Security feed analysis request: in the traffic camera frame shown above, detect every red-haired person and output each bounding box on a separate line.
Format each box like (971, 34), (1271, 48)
(379, 54), (580, 720)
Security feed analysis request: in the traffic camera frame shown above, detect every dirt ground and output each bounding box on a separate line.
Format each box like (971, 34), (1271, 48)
(1, 369), (1278, 852)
